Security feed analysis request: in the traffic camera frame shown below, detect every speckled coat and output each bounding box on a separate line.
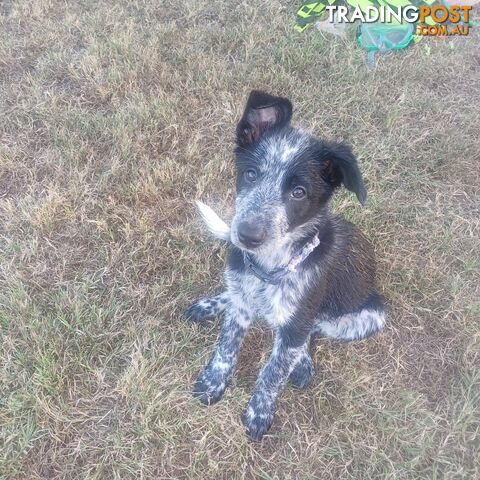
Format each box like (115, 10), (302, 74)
(185, 91), (386, 441)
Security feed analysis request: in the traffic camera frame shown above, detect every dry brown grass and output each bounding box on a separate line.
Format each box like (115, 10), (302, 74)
(1, 1), (479, 478)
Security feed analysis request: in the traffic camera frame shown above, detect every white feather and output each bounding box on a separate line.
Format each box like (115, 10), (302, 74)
(195, 200), (231, 241)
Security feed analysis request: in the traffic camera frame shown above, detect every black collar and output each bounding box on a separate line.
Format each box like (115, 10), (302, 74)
(242, 232), (320, 285)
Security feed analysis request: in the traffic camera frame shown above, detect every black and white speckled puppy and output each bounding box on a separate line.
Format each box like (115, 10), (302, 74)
(185, 91), (386, 441)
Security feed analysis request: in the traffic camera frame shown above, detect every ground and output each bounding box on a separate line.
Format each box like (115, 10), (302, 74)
(1, 1), (479, 479)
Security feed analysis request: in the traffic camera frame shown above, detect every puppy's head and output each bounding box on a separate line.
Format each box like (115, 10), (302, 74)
(230, 90), (366, 253)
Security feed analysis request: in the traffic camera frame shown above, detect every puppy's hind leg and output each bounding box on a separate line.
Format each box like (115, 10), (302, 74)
(184, 292), (229, 324)
(288, 343), (315, 390)
(313, 293), (386, 342)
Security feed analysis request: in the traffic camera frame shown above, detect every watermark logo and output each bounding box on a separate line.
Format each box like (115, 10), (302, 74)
(325, 5), (472, 36)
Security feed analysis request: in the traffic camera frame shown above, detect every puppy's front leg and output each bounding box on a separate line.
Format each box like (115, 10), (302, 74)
(243, 329), (310, 441)
(193, 303), (253, 405)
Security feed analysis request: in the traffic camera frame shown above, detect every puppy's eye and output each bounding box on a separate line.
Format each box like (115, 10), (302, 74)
(291, 186), (306, 199)
(244, 169), (257, 183)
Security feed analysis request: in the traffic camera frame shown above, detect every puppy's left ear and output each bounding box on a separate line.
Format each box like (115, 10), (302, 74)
(319, 142), (367, 205)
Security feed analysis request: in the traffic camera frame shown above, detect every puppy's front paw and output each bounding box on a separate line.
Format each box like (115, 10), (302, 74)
(183, 299), (216, 324)
(289, 356), (315, 390)
(192, 367), (227, 406)
(242, 401), (275, 442)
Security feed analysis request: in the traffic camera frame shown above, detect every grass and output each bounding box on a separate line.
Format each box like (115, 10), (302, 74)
(1, 0), (479, 478)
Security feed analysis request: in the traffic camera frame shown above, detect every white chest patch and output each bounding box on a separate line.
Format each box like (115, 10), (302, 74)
(226, 268), (307, 329)
(265, 285), (295, 327)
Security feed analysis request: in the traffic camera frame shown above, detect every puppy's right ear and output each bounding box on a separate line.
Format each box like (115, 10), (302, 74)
(236, 91), (292, 147)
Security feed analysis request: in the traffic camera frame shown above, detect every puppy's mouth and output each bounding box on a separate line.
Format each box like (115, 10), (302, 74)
(231, 227), (288, 255)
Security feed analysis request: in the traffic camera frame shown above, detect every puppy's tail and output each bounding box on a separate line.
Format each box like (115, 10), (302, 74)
(195, 200), (231, 241)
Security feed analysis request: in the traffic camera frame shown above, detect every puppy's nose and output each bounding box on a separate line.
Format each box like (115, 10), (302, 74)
(237, 221), (266, 248)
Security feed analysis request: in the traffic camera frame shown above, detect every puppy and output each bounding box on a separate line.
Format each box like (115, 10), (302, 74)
(185, 91), (385, 441)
